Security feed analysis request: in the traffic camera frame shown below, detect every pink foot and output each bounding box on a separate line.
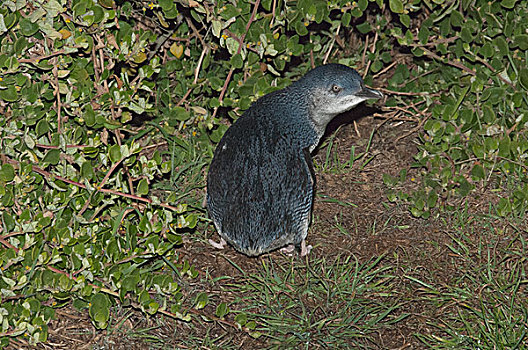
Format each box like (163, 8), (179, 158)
(300, 240), (312, 256)
(280, 244), (296, 255)
(209, 237), (227, 250)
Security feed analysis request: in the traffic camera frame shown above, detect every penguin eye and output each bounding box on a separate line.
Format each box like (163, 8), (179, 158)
(331, 84), (342, 94)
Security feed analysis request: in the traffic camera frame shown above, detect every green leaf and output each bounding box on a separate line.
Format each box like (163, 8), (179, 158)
(36, 119), (50, 137)
(92, 5), (105, 23)
(2, 211), (15, 231)
(5, 56), (19, 71)
(194, 292), (208, 309)
(295, 21), (308, 36)
(185, 214), (197, 229)
(73, 1), (87, 17)
(341, 12), (351, 26)
(81, 161), (94, 180)
(231, 53), (243, 69)
(0, 163), (15, 182)
(235, 313), (247, 326)
(108, 144), (122, 163)
(59, 274), (73, 291)
(513, 34), (528, 50)
(159, 0), (174, 11)
(479, 42), (494, 58)
(215, 302), (229, 318)
(172, 106), (190, 121)
(482, 104), (496, 123)
(99, 0), (114, 8)
(498, 137), (511, 158)
(457, 177), (472, 196)
(389, 0), (404, 13)
(450, 11), (464, 27)
(0, 85), (18, 102)
(497, 197), (511, 216)
(356, 21), (371, 34)
(460, 27), (473, 43)
(427, 191), (438, 208)
(24, 134), (35, 149)
(471, 164), (485, 180)
(410, 207), (422, 217)
(501, 0), (517, 8)
(358, 0), (368, 10)
(519, 68), (528, 91)
(146, 301), (159, 315)
(210, 125), (228, 143)
(42, 149), (61, 165)
(84, 104), (96, 126)
(136, 178), (149, 195)
(19, 17), (39, 36)
(89, 293), (110, 329)
(418, 27), (429, 44)
(494, 36), (509, 57)
(399, 14), (410, 28)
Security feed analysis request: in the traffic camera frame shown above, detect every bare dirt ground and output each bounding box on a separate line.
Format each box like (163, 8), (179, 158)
(16, 111), (494, 349)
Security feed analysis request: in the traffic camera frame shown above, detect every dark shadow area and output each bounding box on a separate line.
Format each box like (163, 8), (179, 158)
(311, 103), (383, 157)
(325, 103), (381, 136)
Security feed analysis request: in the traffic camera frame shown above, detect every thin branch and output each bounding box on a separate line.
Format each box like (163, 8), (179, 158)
(35, 144), (90, 149)
(218, 0), (261, 104)
(323, 24), (340, 64)
(3, 156), (180, 212)
(52, 65), (62, 133)
(194, 45), (209, 84)
(420, 47), (476, 76)
(19, 49), (67, 63)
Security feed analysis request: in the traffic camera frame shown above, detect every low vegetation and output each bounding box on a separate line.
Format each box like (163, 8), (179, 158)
(0, 0), (526, 347)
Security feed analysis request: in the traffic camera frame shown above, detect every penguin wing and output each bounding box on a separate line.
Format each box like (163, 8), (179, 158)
(207, 117), (314, 255)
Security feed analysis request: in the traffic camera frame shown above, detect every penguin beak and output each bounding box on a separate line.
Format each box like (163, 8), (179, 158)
(356, 86), (383, 100)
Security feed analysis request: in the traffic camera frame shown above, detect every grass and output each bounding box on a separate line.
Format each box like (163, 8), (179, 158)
(221, 254), (403, 348)
(411, 214), (528, 349)
(316, 126), (377, 173)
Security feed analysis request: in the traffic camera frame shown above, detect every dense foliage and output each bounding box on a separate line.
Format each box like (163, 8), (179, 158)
(0, 0), (526, 345)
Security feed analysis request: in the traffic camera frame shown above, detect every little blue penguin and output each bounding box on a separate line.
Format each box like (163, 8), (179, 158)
(207, 63), (383, 256)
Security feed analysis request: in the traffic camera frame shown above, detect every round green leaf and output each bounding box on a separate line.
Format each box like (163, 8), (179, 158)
(215, 302), (229, 318)
(295, 21), (308, 36)
(0, 85), (18, 102)
(471, 164), (485, 180)
(501, 0), (517, 8)
(19, 17), (39, 36)
(136, 178), (149, 195)
(356, 21), (371, 34)
(231, 53), (243, 69)
(341, 12), (351, 26)
(194, 292), (208, 309)
(2, 212), (15, 231)
(389, 0), (404, 14)
(173, 106), (190, 121)
(89, 293), (110, 329)
(108, 144), (122, 163)
(0, 163), (15, 182)
(513, 34), (528, 50)
(99, 0), (114, 8)
(42, 149), (61, 165)
(399, 14), (410, 28)
(80, 161), (94, 180)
